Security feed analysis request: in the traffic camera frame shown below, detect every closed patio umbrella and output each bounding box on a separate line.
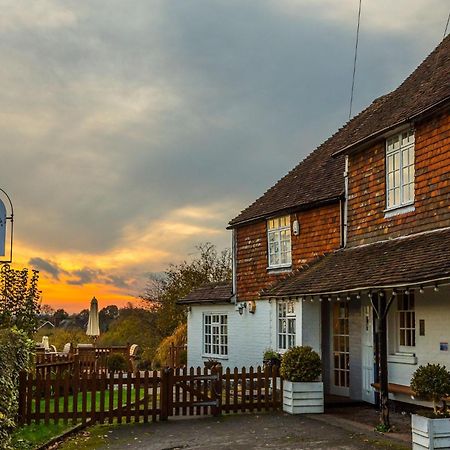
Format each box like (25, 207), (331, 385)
(86, 297), (100, 342)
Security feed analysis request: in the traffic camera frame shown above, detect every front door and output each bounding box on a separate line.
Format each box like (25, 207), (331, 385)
(330, 302), (350, 396)
(361, 303), (375, 404)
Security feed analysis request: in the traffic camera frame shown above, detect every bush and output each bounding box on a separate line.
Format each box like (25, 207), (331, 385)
(280, 346), (321, 382)
(0, 327), (34, 449)
(107, 354), (128, 372)
(411, 363), (450, 414)
(263, 349), (281, 368)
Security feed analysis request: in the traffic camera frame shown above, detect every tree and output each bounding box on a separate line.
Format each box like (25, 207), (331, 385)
(99, 304), (119, 332)
(40, 304), (55, 317)
(53, 308), (69, 326)
(97, 306), (159, 365)
(73, 309), (89, 329)
(141, 243), (231, 338)
(0, 264), (41, 336)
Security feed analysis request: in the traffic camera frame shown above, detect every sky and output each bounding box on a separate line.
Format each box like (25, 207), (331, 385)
(0, 0), (448, 312)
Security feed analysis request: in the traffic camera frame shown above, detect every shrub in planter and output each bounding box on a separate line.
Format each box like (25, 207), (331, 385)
(280, 346), (321, 382)
(263, 349), (281, 369)
(280, 346), (323, 414)
(411, 363), (450, 414)
(107, 353), (128, 372)
(410, 364), (450, 449)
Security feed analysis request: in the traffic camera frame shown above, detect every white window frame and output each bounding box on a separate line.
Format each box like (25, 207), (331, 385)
(385, 129), (415, 211)
(277, 300), (296, 351)
(267, 215), (292, 269)
(203, 313), (228, 358)
(397, 292), (416, 353)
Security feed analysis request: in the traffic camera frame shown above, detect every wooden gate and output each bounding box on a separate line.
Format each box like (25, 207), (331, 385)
(18, 366), (281, 426)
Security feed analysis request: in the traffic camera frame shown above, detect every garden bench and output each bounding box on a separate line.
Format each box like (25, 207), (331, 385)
(371, 382), (450, 401)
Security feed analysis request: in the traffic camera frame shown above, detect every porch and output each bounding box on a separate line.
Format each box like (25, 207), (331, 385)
(262, 227), (450, 425)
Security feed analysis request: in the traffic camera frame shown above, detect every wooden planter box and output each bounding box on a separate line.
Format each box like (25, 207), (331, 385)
(412, 414), (450, 449)
(283, 381), (324, 414)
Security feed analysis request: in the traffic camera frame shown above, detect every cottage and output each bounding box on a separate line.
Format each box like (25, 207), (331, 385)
(179, 36), (450, 416)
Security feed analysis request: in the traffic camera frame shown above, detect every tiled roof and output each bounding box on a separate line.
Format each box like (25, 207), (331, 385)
(261, 227), (450, 297)
(177, 281), (233, 305)
(229, 35), (450, 228)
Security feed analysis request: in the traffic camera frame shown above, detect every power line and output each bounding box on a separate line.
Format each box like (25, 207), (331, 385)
(443, 9), (450, 39)
(349, 0), (362, 121)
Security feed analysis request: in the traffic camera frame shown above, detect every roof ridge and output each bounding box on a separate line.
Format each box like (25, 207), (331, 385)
(229, 36), (450, 227)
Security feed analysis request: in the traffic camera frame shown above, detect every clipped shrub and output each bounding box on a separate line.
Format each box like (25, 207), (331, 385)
(263, 348), (282, 368)
(411, 363), (450, 414)
(0, 327), (34, 449)
(280, 346), (322, 382)
(107, 353), (128, 372)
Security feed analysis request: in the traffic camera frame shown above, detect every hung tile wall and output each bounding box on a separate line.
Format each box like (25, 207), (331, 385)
(347, 111), (450, 246)
(235, 202), (342, 301)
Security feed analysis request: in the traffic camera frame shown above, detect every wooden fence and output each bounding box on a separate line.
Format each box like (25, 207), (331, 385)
(35, 346), (132, 376)
(168, 344), (187, 368)
(18, 366), (282, 426)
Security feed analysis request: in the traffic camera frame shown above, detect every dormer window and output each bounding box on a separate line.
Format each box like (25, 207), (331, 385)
(386, 129), (415, 211)
(267, 215), (292, 268)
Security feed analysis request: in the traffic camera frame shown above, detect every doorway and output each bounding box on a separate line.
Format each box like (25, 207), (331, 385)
(361, 303), (375, 403)
(330, 302), (350, 396)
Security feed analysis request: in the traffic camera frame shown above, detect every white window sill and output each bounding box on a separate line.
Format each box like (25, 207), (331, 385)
(387, 352), (417, 365)
(202, 355), (228, 360)
(267, 265), (292, 273)
(384, 203), (415, 218)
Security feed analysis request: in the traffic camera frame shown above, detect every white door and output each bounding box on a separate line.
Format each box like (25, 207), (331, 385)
(330, 303), (350, 397)
(361, 304), (375, 404)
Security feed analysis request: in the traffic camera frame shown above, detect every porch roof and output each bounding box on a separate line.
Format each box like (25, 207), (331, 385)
(261, 227), (450, 298)
(177, 281), (233, 305)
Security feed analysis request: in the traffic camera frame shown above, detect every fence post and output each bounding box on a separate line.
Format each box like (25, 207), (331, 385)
(73, 353), (80, 379)
(212, 366), (222, 417)
(17, 371), (27, 426)
(160, 368), (172, 421)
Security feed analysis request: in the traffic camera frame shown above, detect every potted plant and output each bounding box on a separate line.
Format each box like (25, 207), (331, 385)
(263, 348), (282, 369)
(280, 346), (323, 414)
(410, 363), (450, 449)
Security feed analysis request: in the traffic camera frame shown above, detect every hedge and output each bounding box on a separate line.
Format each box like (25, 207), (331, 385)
(0, 327), (34, 449)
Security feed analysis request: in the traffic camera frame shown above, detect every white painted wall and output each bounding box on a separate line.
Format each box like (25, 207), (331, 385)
(187, 301), (272, 369)
(386, 285), (450, 404)
(187, 299), (322, 370)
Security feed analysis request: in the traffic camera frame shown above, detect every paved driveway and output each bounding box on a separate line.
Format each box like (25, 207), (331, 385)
(59, 412), (410, 450)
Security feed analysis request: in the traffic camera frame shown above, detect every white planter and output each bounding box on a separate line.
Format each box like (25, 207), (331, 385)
(283, 380), (324, 414)
(412, 414), (450, 449)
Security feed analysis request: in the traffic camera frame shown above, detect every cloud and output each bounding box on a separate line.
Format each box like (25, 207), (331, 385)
(0, 0), (76, 31)
(2, 0), (448, 310)
(29, 257), (65, 280)
(268, 0), (448, 36)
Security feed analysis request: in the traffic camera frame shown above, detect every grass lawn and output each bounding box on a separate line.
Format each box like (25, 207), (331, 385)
(12, 422), (76, 450)
(33, 387), (148, 413)
(13, 388), (150, 449)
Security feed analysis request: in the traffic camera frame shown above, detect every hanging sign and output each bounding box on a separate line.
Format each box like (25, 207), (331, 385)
(0, 198), (6, 256)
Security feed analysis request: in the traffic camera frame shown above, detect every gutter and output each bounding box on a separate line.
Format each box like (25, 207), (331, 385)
(332, 96), (450, 158)
(227, 195), (343, 230)
(261, 276), (450, 299)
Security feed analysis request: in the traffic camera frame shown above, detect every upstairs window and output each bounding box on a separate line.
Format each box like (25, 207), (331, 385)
(386, 129), (415, 210)
(267, 216), (291, 268)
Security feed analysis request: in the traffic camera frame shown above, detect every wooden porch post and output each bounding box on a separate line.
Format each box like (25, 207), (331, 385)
(371, 291), (396, 430)
(376, 292), (390, 429)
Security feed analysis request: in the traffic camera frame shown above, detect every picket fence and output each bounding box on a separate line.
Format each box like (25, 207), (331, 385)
(18, 366), (282, 426)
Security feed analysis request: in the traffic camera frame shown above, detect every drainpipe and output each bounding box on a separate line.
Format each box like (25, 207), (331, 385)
(343, 155), (349, 247)
(232, 228), (237, 302)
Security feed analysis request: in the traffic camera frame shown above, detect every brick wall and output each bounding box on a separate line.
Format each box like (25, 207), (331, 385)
(235, 202), (342, 301)
(347, 111), (450, 246)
